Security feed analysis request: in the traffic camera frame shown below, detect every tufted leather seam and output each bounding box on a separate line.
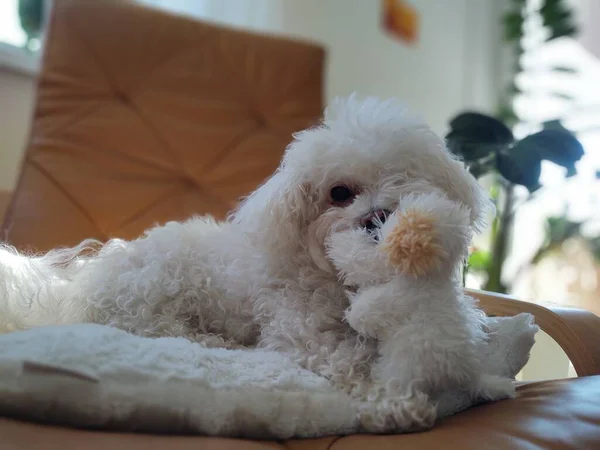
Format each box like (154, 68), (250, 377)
(125, 96), (244, 209)
(27, 158), (107, 240)
(64, 10), (135, 98)
(126, 31), (219, 99)
(36, 136), (183, 180)
(215, 35), (260, 112)
(125, 98), (188, 174)
(59, 3), (186, 176)
(279, 58), (324, 107)
(58, 4), (310, 223)
(186, 182), (234, 213)
(122, 100), (237, 213)
(35, 5), (123, 140)
(37, 99), (186, 176)
(114, 184), (187, 232)
(199, 123), (264, 176)
(41, 13), (198, 236)
(36, 7), (127, 141)
(43, 71), (115, 96)
(61, 11), (172, 180)
(207, 165), (277, 188)
(37, 100), (109, 142)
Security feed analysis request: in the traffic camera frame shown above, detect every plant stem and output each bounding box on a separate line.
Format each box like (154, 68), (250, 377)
(484, 183), (515, 293)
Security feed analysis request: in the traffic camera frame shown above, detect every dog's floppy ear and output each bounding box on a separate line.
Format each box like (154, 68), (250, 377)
(441, 157), (494, 234)
(231, 167), (312, 262)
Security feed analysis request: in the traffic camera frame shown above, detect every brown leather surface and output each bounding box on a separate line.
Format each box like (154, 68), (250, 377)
(2, 0), (324, 252)
(2, 377), (600, 449)
(0, 191), (10, 224)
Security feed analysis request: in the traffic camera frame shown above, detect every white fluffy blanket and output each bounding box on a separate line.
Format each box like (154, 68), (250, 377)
(0, 314), (538, 439)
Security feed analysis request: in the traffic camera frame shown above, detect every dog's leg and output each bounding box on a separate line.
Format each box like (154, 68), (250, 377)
(344, 281), (414, 339)
(321, 335), (378, 397)
(358, 385), (437, 433)
(256, 299), (377, 395)
(475, 373), (516, 401)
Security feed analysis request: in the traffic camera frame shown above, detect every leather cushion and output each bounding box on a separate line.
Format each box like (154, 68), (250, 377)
(3, 0), (324, 252)
(1, 377), (600, 449)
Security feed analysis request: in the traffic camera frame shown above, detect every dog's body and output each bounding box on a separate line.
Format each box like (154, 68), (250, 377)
(1, 96), (509, 430)
(1, 219), (360, 376)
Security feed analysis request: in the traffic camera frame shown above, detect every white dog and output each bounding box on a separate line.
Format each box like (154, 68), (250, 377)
(0, 96), (499, 430)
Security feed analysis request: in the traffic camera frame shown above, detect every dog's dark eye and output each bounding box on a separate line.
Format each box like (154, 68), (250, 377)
(330, 185), (355, 206)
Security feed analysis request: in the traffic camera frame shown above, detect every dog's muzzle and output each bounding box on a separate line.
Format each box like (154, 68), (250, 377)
(361, 209), (390, 236)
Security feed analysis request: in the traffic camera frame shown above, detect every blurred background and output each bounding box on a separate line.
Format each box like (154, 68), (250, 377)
(0, 0), (598, 380)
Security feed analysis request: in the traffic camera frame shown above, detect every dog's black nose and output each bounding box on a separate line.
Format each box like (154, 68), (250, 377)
(361, 209), (390, 231)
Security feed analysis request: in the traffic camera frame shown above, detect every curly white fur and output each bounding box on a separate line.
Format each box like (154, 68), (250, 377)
(0, 95), (496, 432)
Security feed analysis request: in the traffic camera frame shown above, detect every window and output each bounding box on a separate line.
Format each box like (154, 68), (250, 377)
(0, 0), (47, 75)
(0, 0), (29, 48)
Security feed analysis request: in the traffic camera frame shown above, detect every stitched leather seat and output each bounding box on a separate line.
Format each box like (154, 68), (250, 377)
(2, 0), (324, 252)
(2, 378), (600, 449)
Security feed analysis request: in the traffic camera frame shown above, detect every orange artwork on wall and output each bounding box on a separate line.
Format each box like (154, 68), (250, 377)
(382, 0), (419, 44)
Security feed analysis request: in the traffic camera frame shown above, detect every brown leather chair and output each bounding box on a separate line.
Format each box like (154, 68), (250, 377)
(2, 1), (600, 448)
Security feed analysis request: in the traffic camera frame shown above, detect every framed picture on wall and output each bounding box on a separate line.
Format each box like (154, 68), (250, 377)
(382, 0), (419, 44)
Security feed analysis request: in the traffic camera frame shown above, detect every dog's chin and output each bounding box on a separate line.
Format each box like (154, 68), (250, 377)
(325, 227), (393, 287)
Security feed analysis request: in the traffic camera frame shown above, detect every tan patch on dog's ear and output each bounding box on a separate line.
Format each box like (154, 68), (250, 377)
(383, 210), (446, 277)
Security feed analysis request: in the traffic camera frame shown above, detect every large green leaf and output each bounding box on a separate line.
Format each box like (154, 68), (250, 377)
(496, 146), (542, 192)
(18, 0), (44, 39)
(549, 24), (578, 41)
(449, 113), (514, 144)
(497, 126), (584, 190)
(446, 136), (500, 162)
(517, 129), (584, 171)
(540, 0), (578, 41)
(542, 119), (570, 132)
(467, 158), (496, 179)
(446, 112), (514, 161)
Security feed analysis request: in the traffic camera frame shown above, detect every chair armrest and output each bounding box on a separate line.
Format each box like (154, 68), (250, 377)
(466, 288), (600, 377)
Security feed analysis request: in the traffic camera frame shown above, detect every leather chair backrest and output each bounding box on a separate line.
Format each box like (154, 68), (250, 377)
(3, 0), (324, 252)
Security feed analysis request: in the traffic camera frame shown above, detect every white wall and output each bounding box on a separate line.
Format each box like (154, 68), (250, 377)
(146, 0), (505, 134)
(321, 0), (504, 134)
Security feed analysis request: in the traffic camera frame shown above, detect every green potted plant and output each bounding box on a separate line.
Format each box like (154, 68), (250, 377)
(446, 0), (586, 293)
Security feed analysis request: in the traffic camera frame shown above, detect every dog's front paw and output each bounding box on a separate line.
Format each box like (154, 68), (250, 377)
(345, 302), (379, 338)
(476, 374), (516, 401)
(345, 285), (397, 338)
(357, 389), (437, 433)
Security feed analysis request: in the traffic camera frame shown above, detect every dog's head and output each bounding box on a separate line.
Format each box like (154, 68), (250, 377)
(232, 95), (491, 281)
